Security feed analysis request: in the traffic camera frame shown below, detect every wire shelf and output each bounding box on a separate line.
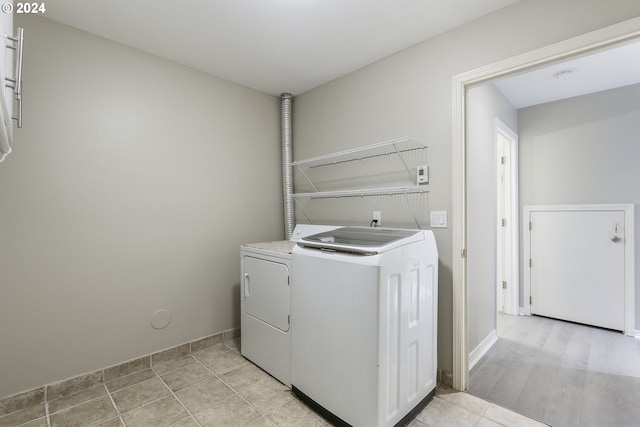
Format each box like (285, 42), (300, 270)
(291, 137), (427, 169)
(292, 186), (429, 199)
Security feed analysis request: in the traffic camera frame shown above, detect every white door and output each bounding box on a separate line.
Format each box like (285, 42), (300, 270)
(496, 120), (518, 315)
(529, 209), (625, 331)
(242, 256), (290, 331)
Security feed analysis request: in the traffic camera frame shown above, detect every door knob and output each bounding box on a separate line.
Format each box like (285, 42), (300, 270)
(611, 223), (622, 242)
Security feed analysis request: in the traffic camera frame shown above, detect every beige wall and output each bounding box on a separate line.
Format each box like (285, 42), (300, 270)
(466, 83), (517, 353)
(519, 83), (640, 325)
(0, 16), (282, 398)
(293, 0), (640, 375)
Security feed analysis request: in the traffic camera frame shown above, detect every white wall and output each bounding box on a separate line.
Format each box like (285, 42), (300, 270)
(0, 16), (282, 398)
(466, 84), (517, 353)
(519, 83), (640, 325)
(293, 0), (640, 375)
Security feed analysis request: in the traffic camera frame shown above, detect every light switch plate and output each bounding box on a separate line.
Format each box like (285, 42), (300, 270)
(430, 211), (447, 228)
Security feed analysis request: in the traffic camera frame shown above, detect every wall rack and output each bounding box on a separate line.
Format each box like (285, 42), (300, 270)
(291, 136), (428, 199)
(292, 186), (429, 199)
(291, 137), (429, 227)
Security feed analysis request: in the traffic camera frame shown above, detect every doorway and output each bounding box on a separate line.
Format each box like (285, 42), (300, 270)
(495, 119), (518, 316)
(451, 17), (640, 391)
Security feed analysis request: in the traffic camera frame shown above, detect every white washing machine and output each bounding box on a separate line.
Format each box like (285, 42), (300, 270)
(240, 224), (339, 386)
(291, 227), (438, 427)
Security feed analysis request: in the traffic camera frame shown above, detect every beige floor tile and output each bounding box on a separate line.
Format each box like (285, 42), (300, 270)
(104, 357), (151, 382)
(3, 341), (551, 427)
(47, 371), (104, 401)
(246, 416), (277, 427)
(106, 369), (157, 393)
(193, 394), (260, 427)
(152, 355), (197, 376)
(111, 377), (170, 414)
(0, 404), (45, 427)
(49, 396), (116, 427)
(160, 362), (214, 392)
(122, 396), (187, 427)
(175, 377), (234, 414)
(96, 417), (125, 426)
(17, 417), (48, 427)
(169, 416), (200, 427)
(0, 388), (44, 418)
(436, 391), (490, 416)
(413, 396), (481, 427)
(191, 335), (224, 353)
(483, 403), (548, 427)
(192, 344), (227, 360)
(194, 345), (247, 374)
(240, 377), (293, 414)
(48, 384), (107, 414)
(218, 363), (271, 392)
(225, 338), (241, 353)
(265, 398), (329, 427)
(152, 345), (191, 366)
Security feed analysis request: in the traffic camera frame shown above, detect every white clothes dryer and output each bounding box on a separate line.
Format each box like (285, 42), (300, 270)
(240, 224), (339, 386)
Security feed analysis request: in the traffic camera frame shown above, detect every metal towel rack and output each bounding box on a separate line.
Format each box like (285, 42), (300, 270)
(5, 27), (24, 128)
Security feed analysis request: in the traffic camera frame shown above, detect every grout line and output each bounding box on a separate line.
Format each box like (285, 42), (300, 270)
(103, 383), (128, 427)
(151, 365), (203, 427)
(104, 384), (121, 418)
(190, 355), (293, 420)
(106, 372), (162, 395)
(188, 353), (270, 419)
(46, 393), (107, 416)
(44, 401), (51, 427)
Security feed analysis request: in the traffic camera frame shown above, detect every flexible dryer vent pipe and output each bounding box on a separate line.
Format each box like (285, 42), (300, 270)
(281, 93), (294, 239)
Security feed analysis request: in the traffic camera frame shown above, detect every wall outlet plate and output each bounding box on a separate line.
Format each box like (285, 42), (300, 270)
(373, 211), (381, 225)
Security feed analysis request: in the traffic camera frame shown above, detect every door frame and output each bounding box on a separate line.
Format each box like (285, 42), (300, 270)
(523, 204), (635, 336)
(495, 119), (519, 316)
(451, 16), (640, 391)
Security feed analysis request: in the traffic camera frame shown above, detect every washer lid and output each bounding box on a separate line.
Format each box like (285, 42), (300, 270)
(297, 227), (422, 254)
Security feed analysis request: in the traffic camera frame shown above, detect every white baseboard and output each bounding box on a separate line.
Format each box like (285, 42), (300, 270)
(635, 330), (640, 339)
(469, 329), (498, 370)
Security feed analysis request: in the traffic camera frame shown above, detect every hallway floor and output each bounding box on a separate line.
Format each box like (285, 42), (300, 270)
(469, 314), (640, 427)
(1, 338), (546, 427)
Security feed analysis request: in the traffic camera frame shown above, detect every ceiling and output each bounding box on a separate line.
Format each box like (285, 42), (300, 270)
(42, 0), (520, 96)
(494, 39), (640, 108)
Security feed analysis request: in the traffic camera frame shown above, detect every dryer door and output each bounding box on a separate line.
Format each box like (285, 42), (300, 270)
(242, 256), (290, 332)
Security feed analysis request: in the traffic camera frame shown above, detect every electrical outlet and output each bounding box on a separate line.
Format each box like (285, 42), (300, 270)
(373, 211), (381, 226)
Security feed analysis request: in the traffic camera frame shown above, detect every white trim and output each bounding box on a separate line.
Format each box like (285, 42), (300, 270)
(495, 118), (519, 316)
(635, 330), (640, 339)
(468, 330), (498, 371)
(523, 204), (635, 336)
(451, 16), (640, 391)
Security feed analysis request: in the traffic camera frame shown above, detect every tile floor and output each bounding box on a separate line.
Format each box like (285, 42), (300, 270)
(0, 338), (547, 427)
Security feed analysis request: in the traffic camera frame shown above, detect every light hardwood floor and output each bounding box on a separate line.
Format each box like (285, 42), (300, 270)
(468, 314), (640, 427)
